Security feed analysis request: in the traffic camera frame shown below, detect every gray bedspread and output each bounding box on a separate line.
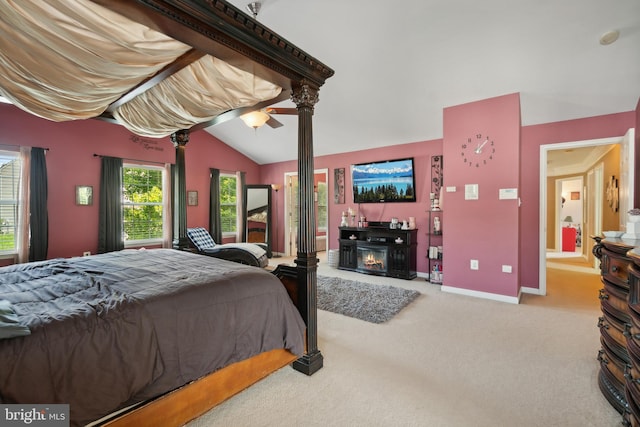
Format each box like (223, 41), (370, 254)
(0, 249), (305, 426)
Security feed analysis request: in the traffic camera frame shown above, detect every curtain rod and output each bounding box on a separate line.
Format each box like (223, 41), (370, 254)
(93, 153), (170, 166)
(0, 144), (49, 151)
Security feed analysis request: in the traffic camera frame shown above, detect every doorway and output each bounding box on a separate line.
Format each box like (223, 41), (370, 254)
(283, 168), (328, 257)
(538, 129), (635, 295)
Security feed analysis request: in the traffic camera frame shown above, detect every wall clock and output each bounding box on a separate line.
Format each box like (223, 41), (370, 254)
(461, 133), (495, 168)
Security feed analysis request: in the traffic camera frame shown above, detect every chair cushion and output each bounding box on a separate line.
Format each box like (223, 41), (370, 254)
(187, 227), (216, 251)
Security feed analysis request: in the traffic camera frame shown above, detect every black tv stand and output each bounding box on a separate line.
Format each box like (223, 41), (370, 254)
(338, 223), (417, 280)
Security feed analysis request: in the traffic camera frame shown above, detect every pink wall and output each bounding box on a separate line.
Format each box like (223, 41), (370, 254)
(261, 139), (443, 270)
(2, 94), (637, 298)
(0, 104), (260, 259)
(442, 93), (522, 297)
(519, 111), (636, 289)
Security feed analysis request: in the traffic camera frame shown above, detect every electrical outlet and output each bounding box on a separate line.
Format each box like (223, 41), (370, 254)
(470, 259), (479, 270)
(83, 251), (91, 257)
(502, 265), (512, 273)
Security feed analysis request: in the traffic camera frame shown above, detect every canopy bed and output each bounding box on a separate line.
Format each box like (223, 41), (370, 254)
(0, 0), (333, 425)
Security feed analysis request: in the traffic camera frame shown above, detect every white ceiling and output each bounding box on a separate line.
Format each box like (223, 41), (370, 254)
(206, 0), (640, 165)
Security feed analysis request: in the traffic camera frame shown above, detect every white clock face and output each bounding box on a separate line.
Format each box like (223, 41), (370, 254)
(461, 133), (495, 168)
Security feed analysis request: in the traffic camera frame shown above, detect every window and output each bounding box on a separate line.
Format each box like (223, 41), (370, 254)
(0, 151), (20, 253)
(220, 174), (237, 234)
(122, 164), (164, 244)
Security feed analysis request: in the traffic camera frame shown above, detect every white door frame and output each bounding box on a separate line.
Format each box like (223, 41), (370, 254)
(283, 168), (329, 257)
(538, 135), (628, 296)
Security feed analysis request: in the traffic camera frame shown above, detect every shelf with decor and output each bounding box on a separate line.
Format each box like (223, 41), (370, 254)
(426, 210), (443, 283)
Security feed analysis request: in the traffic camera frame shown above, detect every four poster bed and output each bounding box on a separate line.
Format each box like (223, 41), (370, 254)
(0, 0), (332, 426)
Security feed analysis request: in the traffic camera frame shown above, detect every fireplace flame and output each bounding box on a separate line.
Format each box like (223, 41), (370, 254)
(363, 252), (384, 270)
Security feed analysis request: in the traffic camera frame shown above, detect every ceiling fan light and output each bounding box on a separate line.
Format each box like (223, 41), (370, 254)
(240, 111), (270, 129)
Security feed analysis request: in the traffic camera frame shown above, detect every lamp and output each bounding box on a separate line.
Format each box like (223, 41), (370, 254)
(563, 216), (573, 226)
(240, 110), (270, 129)
(271, 184), (281, 257)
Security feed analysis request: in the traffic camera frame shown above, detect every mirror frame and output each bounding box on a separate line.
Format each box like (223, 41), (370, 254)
(242, 184), (272, 257)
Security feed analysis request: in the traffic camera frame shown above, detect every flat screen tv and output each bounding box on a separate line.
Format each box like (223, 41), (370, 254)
(352, 157), (416, 203)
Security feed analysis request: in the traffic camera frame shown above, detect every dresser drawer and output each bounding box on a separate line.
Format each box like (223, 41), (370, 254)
(602, 250), (632, 289)
(627, 378), (640, 425)
(601, 280), (631, 323)
(600, 338), (630, 387)
(600, 310), (630, 356)
(629, 267), (640, 318)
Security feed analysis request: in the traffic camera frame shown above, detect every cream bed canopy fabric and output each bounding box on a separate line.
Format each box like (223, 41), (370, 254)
(0, 0), (281, 137)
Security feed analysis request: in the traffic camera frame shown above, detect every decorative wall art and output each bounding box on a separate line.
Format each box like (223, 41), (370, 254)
(570, 191), (580, 200)
(431, 155), (443, 200)
(334, 167), (345, 204)
(76, 186), (93, 206)
(187, 190), (198, 206)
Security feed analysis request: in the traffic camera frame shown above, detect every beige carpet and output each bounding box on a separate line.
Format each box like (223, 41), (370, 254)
(187, 254), (620, 427)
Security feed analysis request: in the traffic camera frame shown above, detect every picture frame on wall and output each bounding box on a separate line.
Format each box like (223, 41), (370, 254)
(334, 168), (345, 204)
(76, 185), (93, 206)
(187, 190), (198, 206)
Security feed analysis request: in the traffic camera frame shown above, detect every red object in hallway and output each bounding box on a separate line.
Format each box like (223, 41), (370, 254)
(562, 227), (576, 252)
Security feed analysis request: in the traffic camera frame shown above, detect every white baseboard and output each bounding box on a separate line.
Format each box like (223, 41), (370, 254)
(441, 285), (521, 304)
(521, 286), (545, 295)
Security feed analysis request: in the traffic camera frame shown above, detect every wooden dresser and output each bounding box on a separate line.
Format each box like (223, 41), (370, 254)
(594, 237), (640, 426)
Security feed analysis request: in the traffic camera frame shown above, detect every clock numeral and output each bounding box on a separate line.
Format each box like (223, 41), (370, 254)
(462, 143), (468, 149)
(476, 134), (482, 139)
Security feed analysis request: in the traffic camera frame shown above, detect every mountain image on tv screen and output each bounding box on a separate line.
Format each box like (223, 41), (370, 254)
(352, 157), (416, 203)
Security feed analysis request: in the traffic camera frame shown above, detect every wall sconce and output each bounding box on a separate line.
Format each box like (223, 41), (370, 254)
(240, 111), (270, 129)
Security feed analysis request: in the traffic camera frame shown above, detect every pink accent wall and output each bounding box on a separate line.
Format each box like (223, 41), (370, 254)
(519, 111), (636, 289)
(2, 94), (637, 298)
(261, 139), (443, 270)
(442, 93), (522, 297)
(0, 104), (260, 259)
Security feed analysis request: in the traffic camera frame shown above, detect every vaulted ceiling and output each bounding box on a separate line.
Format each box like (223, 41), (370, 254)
(205, 0), (640, 165)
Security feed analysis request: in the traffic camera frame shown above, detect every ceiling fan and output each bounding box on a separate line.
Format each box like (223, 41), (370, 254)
(240, 107), (297, 129)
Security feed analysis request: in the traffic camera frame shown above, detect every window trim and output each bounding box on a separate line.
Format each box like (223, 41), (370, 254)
(219, 172), (238, 237)
(0, 150), (21, 256)
(122, 163), (165, 247)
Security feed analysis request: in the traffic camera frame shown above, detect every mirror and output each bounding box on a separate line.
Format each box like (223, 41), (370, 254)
(242, 184), (272, 257)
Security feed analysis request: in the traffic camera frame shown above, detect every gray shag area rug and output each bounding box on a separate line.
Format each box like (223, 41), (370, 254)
(317, 275), (420, 324)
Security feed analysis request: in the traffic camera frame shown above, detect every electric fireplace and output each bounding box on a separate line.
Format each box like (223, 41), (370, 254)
(337, 223), (417, 280)
(357, 245), (387, 273)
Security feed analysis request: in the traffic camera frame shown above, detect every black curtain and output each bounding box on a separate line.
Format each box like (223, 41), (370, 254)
(239, 171), (246, 242)
(209, 168), (222, 243)
(98, 156), (123, 253)
(28, 147), (48, 262)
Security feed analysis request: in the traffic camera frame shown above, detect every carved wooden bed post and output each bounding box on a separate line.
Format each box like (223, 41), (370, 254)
(291, 82), (323, 375)
(171, 129), (190, 250)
